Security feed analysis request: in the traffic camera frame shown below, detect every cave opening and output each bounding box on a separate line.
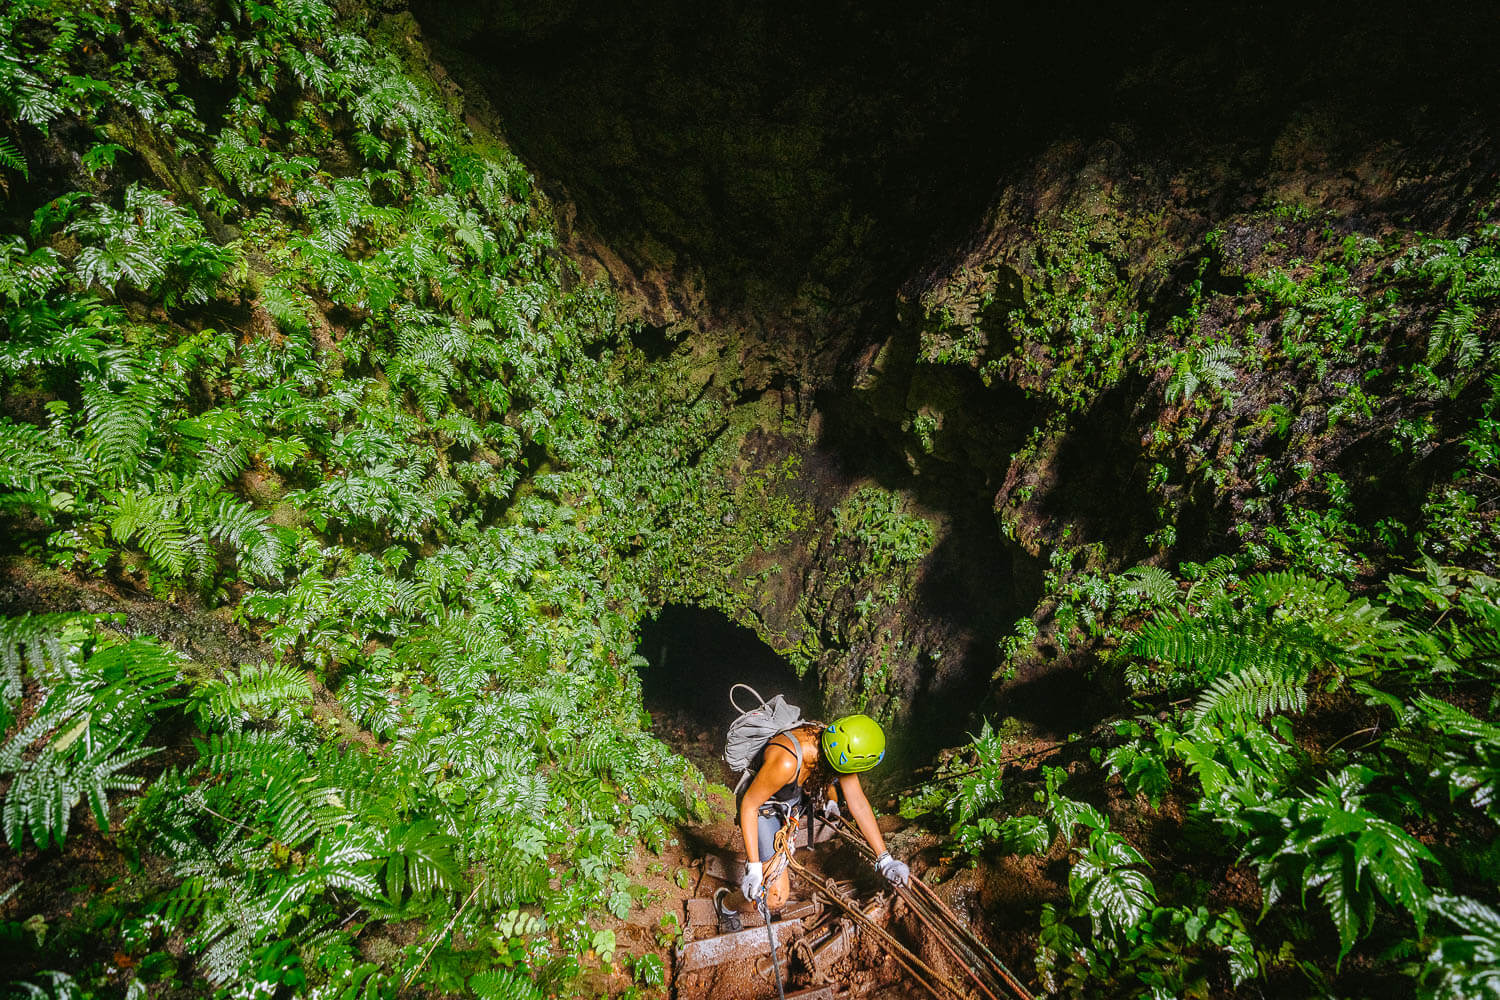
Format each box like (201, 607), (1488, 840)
(635, 604), (818, 782)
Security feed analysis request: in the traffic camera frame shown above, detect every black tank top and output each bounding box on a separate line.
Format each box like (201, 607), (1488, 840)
(762, 729), (819, 805)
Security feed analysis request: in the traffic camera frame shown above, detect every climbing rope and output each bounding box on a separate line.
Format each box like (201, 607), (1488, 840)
(753, 813), (800, 1000)
(756, 895), (787, 1000)
(745, 809), (1038, 1000)
(828, 823), (1037, 1000)
(788, 855), (966, 1000)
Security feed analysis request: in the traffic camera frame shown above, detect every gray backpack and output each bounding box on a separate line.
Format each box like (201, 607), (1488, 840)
(724, 684), (803, 794)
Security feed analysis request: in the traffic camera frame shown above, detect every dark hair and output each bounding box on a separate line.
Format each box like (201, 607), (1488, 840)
(791, 722), (835, 791)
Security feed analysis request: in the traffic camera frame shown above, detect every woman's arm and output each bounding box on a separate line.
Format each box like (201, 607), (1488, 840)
(738, 737), (799, 864)
(837, 772), (888, 856)
(839, 771), (910, 886)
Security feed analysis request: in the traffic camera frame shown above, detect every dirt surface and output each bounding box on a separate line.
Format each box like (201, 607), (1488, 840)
(632, 644), (1029, 1000)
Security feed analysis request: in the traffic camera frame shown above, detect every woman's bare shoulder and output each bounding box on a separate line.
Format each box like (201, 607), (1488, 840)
(759, 733), (801, 777)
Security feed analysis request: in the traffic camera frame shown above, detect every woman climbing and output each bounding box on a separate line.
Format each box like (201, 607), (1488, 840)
(715, 713), (910, 928)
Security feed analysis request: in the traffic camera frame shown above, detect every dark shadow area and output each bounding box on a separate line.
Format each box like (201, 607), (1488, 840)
(636, 604), (818, 782)
(629, 323), (681, 363)
(1035, 379), (1160, 559)
(807, 382), (1063, 743)
(415, 0), (1497, 318)
(1002, 664), (1114, 738)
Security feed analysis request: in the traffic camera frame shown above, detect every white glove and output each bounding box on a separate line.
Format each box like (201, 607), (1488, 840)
(821, 798), (842, 820)
(875, 851), (910, 887)
(741, 861), (764, 900)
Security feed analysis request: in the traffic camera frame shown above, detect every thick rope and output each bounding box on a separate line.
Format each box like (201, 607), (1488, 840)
(752, 813), (799, 1000)
(756, 894), (788, 1000)
(788, 856), (964, 1000)
(828, 823), (1037, 1000)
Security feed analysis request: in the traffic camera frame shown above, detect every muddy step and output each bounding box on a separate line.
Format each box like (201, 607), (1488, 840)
(677, 916), (807, 973)
(685, 896), (822, 938)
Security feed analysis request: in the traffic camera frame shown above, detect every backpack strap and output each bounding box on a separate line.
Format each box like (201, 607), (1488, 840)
(734, 730), (805, 797)
(764, 729), (804, 777)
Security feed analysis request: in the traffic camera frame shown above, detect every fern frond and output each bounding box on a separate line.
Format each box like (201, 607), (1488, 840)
(86, 638), (184, 717)
(201, 494), (284, 581)
(1129, 609), (1261, 683)
(1192, 662), (1308, 725)
(84, 383), (157, 480)
(1117, 565), (1178, 606)
(0, 237), (63, 305)
(77, 742), (157, 829)
(2, 746), (73, 849)
(1428, 303), (1482, 371)
(1194, 342), (1239, 390)
(382, 820), (461, 902)
(0, 137), (27, 178)
(109, 487), (190, 576)
(0, 613), (92, 709)
(194, 660), (311, 723)
(1426, 895), (1500, 999)
(0, 418), (64, 518)
(469, 969), (545, 1000)
(203, 730), (341, 847)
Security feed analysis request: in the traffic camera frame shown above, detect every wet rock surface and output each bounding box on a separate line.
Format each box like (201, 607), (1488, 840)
(410, 0), (1500, 754)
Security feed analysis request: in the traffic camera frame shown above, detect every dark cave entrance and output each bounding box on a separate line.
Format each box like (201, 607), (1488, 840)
(635, 604), (817, 783)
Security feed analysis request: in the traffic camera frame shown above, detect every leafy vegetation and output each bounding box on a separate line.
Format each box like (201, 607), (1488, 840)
(902, 143), (1500, 995)
(0, 1), (772, 995)
(3, 0), (1499, 997)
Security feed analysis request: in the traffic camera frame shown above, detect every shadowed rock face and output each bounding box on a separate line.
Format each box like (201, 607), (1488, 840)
(411, 0), (1498, 740)
(416, 0), (1493, 329)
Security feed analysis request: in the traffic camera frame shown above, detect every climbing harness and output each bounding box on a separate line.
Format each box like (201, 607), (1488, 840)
(751, 812), (800, 1000)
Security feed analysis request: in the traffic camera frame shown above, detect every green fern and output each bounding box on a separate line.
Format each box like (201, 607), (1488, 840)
(1116, 565), (1178, 606)
(381, 820), (461, 904)
(72, 230), (167, 293)
(1192, 662), (1308, 724)
(260, 280), (313, 332)
(0, 136), (27, 178)
(0, 612), (93, 713)
(1165, 343), (1238, 403)
(468, 969), (545, 1000)
(0, 620), (180, 849)
(84, 383), (158, 481)
(1243, 765), (1433, 959)
(1069, 827), (1156, 939)
(1424, 895), (1500, 999)
(1428, 302), (1483, 371)
(201, 493), (285, 581)
(193, 659), (311, 723)
(1104, 731), (1173, 808)
(202, 731), (341, 847)
(0, 237), (63, 304)
(108, 486), (192, 577)
(1129, 571), (1403, 694)
(994, 814), (1051, 856)
(1389, 694), (1500, 823)
(0, 417), (63, 515)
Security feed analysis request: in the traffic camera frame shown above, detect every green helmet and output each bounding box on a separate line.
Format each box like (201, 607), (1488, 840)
(822, 715), (886, 773)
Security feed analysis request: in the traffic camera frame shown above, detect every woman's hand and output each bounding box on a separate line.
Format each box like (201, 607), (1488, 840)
(740, 861), (764, 900)
(875, 851), (910, 887)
